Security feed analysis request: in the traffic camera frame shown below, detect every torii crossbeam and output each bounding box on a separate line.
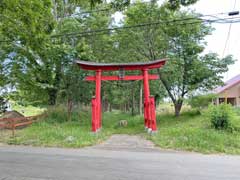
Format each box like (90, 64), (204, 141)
(76, 59), (167, 133)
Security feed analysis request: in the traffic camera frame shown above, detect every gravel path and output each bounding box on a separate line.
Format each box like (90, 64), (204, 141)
(92, 134), (159, 152)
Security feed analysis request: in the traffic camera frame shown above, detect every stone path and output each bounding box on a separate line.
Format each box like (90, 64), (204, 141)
(92, 134), (159, 152)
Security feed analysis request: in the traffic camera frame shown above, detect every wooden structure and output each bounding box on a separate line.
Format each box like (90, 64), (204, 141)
(76, 59), (167, 133)
(0, 116), (40, 136)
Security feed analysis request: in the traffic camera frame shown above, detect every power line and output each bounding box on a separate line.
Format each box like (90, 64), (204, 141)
(1, 11), (240, 43)
(223, 0), (237, 80)
(0, 17), (238, 43)
(222, 0), (237, 57)
(51, 14), (240, 38)
(69, 18), (240, 39)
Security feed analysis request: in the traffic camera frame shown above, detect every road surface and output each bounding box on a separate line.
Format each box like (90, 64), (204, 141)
(0, 136), (240, 180)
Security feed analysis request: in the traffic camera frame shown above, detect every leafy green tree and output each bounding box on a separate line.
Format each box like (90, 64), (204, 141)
(167, 0), (199, 10)
(0, 0), (104, 105)
(115, 2), (235, 116)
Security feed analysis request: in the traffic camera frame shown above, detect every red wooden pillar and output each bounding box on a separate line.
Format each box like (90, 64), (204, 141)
(143, 69), (150, 129)
(94, 69), (102, 132)
(91, 97), (97, 132)
(150, 96), (157, 132)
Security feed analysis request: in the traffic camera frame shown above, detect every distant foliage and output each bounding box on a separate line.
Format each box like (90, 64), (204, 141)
(42, 105), (91, 124)
(0, 97), (7, 114)
(189, 94), (216, 111)
(208, 104), (234, 130)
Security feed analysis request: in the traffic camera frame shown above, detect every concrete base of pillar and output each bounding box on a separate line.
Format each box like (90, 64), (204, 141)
(147, 128), (152, 133)
(90, 131), (97, 135)
(91, 128), (101, 135)
(150, 130), (158, 135)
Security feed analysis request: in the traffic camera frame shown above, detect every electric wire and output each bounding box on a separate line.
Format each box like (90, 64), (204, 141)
(222, 0), (237, 57)
(1, 11), (240, 43)
(51, 15), (240, 39)
(222, 0), (237, 80)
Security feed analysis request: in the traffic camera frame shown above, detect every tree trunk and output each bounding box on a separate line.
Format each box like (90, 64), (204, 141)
(102, 98), (108, 112)
(47, 62), (62, 106)
(109, 103), (112, 112)
(174, 101), (183, 117)
(107, 103), (110, 112)
(67, 98), (73, 121)
(48, 88), (58, 105)
(131, 81), (135, 116)
(139, 82), (143, 115)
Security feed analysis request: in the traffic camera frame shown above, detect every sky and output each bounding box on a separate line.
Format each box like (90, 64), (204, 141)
(189, 0), (240, 81)
(114, 0), (240, 81)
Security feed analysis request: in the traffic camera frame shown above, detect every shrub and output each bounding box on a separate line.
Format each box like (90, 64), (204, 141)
(42, 105), (67, 123)
(42, 105), (91, 124)
(189, 94), (216, 112)
(208, 103), (234, 130)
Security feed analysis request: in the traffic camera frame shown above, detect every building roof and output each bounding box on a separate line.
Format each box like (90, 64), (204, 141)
(75, 59), (167, 71)
(215, 74), (240, 94)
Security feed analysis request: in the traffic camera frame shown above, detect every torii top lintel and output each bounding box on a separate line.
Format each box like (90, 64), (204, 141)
(75, 59), (166, 71)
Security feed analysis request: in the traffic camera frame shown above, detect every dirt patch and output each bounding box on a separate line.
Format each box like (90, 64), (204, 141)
(1, 111), (24, 119)
(0, 111), (26, 130)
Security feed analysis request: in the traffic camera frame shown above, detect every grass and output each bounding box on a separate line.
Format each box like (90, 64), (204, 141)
(2, 108), (144, 148)
(1, 105), (240, 154)
(7, 121), (110, 148)
(148, 111), (240, 154)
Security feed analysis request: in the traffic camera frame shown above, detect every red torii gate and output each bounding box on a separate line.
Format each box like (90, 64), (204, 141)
(76, 59), (166, 133)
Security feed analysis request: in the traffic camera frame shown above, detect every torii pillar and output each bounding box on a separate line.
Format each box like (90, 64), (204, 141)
(143, 69), (157, 132)
(92, 70), (102, 132)
(143, 69), (150, 129)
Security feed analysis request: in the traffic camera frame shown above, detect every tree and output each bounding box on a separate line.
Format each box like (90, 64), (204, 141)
(114, 2), (235, 116)
(167, 0), (199, 10)
(0, 0), (104, 105)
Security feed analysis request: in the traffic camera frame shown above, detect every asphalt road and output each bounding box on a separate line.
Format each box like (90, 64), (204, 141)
(0, 145), (240, 180)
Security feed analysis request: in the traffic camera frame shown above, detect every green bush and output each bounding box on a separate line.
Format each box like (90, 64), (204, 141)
(43, 105), (90, 124)
(43, 105), (68, 123)
(189, 94), (216, 112)
(208, 103), (234, 130)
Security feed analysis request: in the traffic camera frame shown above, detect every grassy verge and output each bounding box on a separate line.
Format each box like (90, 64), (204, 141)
(148, 111), (240, 154)
(1, 106), (240, 154)
(1, 110), (144, 148)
